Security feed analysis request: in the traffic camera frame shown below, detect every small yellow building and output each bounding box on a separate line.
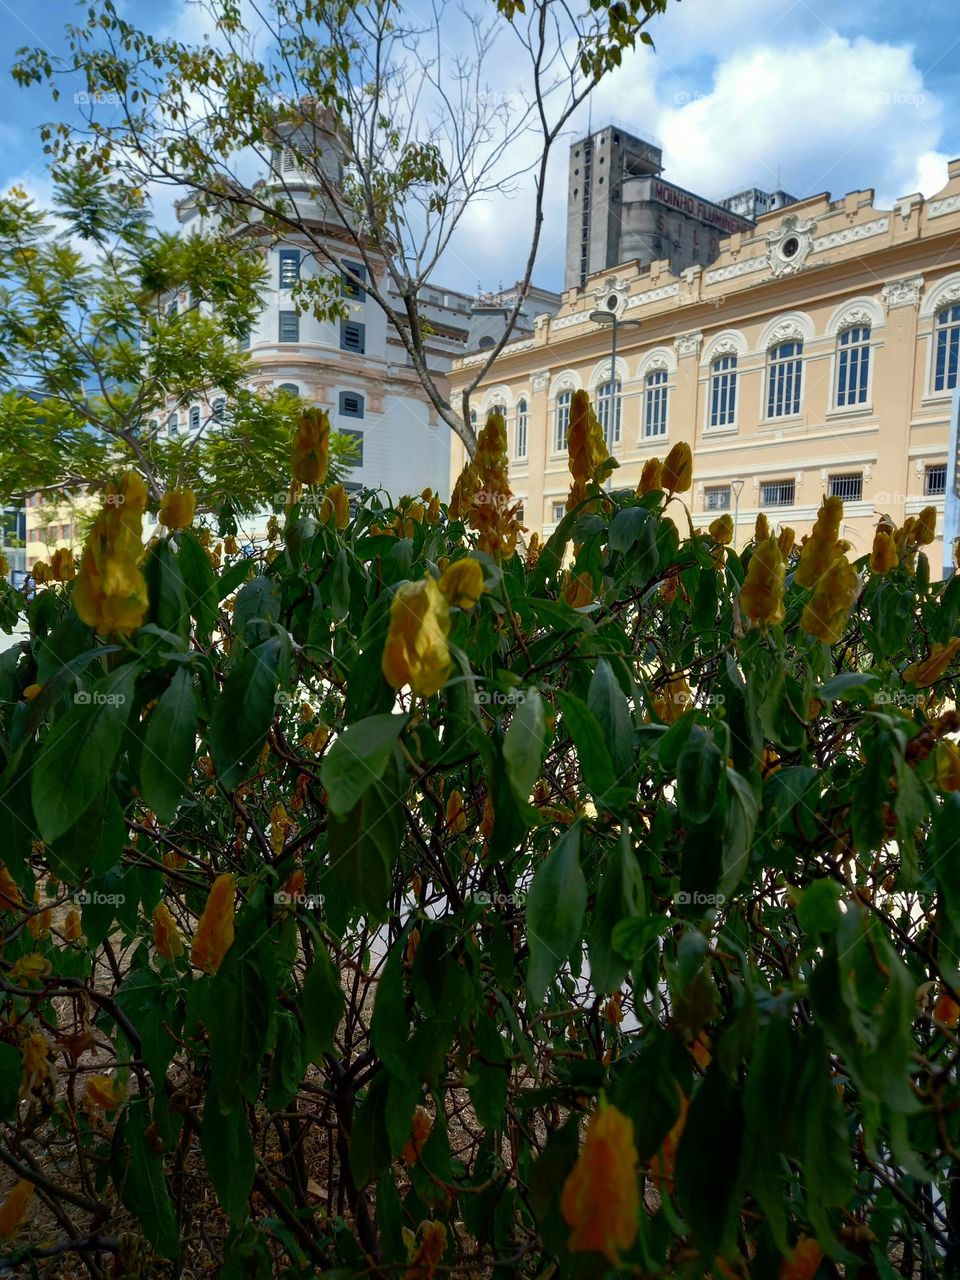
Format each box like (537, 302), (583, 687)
(450, 159), (960, 571)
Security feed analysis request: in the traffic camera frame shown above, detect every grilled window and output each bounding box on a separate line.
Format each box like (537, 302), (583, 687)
(704, 485), (731, 511)
(340, 321), (365, 353)
(828, 473), (862, 502)
(278, 311), (300, 343)
(598, 379), (622, 445)
(516, 398), (528, 459)
(925, 463), (947, 496)
(339, 391), (364, 418)
(341, 260), (367, 300)
(760, 478), (795, 508)
(554, 390), (572, 452)
(934, 305), (960, 392)
(278, 250), (300, 289)
(189, 405), (201, 432)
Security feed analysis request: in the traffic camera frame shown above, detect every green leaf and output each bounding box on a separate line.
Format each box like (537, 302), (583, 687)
(676, 726), (723, 825)
(589, 829), (645, 993)
(675, 1065), (744, 1258)
(233, 574), (280, 642)
(526, 825), (587, 1007)
(114, 1104), (179, 1260)
(502, 689), (549, 806)
(556, 691), (615, 802)
(50, 782), (125, 881)
(31, 662), (137, 843)
(371, 941), (413, 1082)
(720, 768), (758, 897)
(140, 667), (197, 822)
(608, 505), (652, 553)
(209, 914), (275, 1112)
(325, 762), (402, 925)
(267, 1010), (307, 1110)
(0, 1042), (21, 1121)
(587, 659), (635, 781)
(178, 529), (218, 639)
(144, 539), (189, 639)
(468, 1012), (509, 1130)
(302, 948), (344, 1064)
(208, 634), (283, 789)
(320, 713), (406, 818)
(202, 1077), (255, 1225)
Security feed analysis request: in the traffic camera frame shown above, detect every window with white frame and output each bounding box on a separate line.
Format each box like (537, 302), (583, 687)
(836, 326), (870, 406)
(278, 311), (300, 343)
(189, 405), (201, 433)
(212, 398), (226, 421)
(766, 341), (803, 417)
(166, 411), (179, 435)
(597, 379), (622, 446)
(516, 398), (528, 460)
(554, 389), (572, 452)
(934, 305), (960, 392)
(278, 383), (300, 397)
(709, 355), (737, 428)
(278, 249), (300, 289)
(828, 472), (862, 502)
(760, 478), (796, 507)
(644, 369), (668, 438)
(704, 485), (731, 511)
(925, 462), (947, 496)
(552, 500), (566, 522)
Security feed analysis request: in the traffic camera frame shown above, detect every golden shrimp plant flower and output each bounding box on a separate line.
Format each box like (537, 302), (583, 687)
(191, 873), (236, 974)
(73, 471), (150, 636)
(795, 495), (843, 589)
(382, 575), (452, 698)
(291, 407), (330, 485)
(800, 555), (860, 644)
(560, 1102), (640, 1262)
(158, 486), (196, 529)
(740, 537), (786, 625)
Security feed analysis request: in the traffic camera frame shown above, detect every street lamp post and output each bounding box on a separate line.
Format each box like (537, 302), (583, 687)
(589, 306), (643, 451)
(731, 478), (745, 549)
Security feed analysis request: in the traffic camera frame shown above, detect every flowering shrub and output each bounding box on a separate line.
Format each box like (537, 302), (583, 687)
(1, 392), (960, 1276)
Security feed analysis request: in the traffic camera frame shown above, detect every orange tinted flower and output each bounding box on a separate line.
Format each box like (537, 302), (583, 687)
(754, 512), (770, 543)
(85, 1074), (127, 1110)
(291, 408), (330, 485)
(637, 457), (662, 496)
(934, 988), (960, 1027)
(561, 1103), (639, 1262)
(190, 873), (236, 974)
(871, 528), (898, 574)
(0, 865), (23, 912)
(158, 487), (196, 530)
(445, 789), (467, 834)
(915, 505), (937, 546)
(153, 901), (184, 960)
(402, 1105), (433, 1165)
(63, 908), (83, 942)
(0, 1179), (33, 1238)
(49, 547), (75, 582)
(905, 638), (960, 687)
(777, 526), (796, 558)
(563, 570), (594, 609)
(779, 1236), (823, 1280)
(404, 1220), (446, 1279)
(382, 576), (452, 697)
(661, 442), (692, 494)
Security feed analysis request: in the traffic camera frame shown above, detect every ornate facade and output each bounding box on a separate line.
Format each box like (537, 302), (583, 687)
(450, 159), (960, 570)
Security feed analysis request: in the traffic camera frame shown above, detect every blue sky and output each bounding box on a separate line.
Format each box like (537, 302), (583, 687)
(1, 0), (959, 292)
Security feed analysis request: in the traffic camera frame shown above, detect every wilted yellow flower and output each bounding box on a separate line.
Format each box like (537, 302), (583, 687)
(754, 512), (770, 543)
(936, 740), (960, 791)
(158, 486), (196, 529)
(563, 570), (594, 609)
(31, 560), (49, 584)
(153, 901), (183, 960)
(800, 555), (859, 644)
(404, 1220), (447, 1279)
(445, 789), (467, 834)
(73, 472), (149, 636)
(320, 483), (351, 529)
(402, 1105), (433, 1166)
(708, 514), (733, 545)
(224, 534), (239, 555)
(191, 873), (236, 974)
(0, 864), (23, 912)
(291, 408), (330, 485)
(740, 537), (786, 625)
(85, 1074), (126, 1111)
(382, 576), (452, 697)
(525, 532), (541, 567)
(871, 528), (898, 574)
(567, 390), (609, 512)
(28, 898), (51, 940)
(0, 1179), (33, 1238)
(49, 547), (75, 581)
(904, 637), (960, 687)
(777, 526), (796, 558)
(439, 558), (484, 609)
(63, 908), (83, 942)
(661, 442), (692, 494)
(779, 1237), (823, 1280)
(637, 458), (662, 496)
(560, 1104), (639, 1262)
(0, 553), (8, 578)
(19, 1030), (51, 1098)
(915, 505), (937, 546)
(795, 496), (844, 589)
(425, 494), (441, 524)
(10, 954), (51, 983)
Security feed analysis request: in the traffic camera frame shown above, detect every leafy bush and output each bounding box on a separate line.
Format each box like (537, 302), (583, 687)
(1, 393), (959, 1278)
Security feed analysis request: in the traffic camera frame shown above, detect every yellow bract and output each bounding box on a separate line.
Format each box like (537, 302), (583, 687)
(915, 504), (937, 545)
(904, 637), (960, 687)
(85, 1074), (127, 1110)
(438, 557), (485, 610)
(291, 408), (330, 485)
(560, 1103), (639, 1262)
(871, 528), (898, 574)
(754, 512), (770, 543)
(153, 901), (184, 960)
(708, 513), (733, 545)
(191, 873), (236, 974)
(382, 576), (452, 697)
(320, 483), (351, 529)
(800, 555), (860, 644)
(636, 457), (662, 496)
(661, 441), (692, 494)
(0, 1179), (33, 1238)
(795, 496), (843, 589)
(73, 471), (149, 636)
(159, 486), (197, 530)
(740, 537), (786, 625)
(450, 412), (520, 559)
(566, 389), (609, 512)
(936, 740), (960, 792)
(50, 547), (75, 581)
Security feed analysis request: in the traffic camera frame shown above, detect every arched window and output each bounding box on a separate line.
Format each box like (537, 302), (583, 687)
(490, 403), (507, 421)
(554, 389), (572, 452)
(934, 305), (960, 392)
(644, 370), (668, 438)
(836, 326), (870, 406)
(598, 379), (622, 446)
(516, 398), (528, 460)
(709, 355), (737, 428)
(212, 397), (226, 421)
(277, 383), (300, 396)
(767, 341), (803, 418)
(166, 411), (179, 435)
(189, 405), (201, 432)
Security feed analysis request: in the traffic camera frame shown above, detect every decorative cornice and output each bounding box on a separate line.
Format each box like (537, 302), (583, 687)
(531, 370), (550, 392)
(625, 282), (681, 308)
(766, 320), (805, 346)
(882, 275), (924, 310)
(553, 309), (594, 332)
(674, 331), (703, 358)
(835, 307), (875, 330)
(929, 194), (960, 219)
(812, 217), (889, 253)
(705, 258), (766, 285)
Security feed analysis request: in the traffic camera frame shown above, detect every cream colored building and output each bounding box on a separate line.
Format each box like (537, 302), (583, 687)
(450, 158), (960, 572)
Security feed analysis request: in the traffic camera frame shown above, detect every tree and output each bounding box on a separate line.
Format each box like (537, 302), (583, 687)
(0, 166), (352, 522)
(13, 0), (677, 456)
(0, 391), (959, 1275)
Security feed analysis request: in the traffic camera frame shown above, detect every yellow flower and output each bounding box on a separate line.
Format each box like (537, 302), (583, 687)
(269, 802), (292, 854)
(85, 1074), (126, 1111)
(795, 496), (844, 589)
(49, 547), (75, 581)
(800, 555), (860, 644)
(708, 513), (733, 545)
(563, 570), (594, 609)
(158, 487), (196, 530)
(191, 873), (236, 974)
(0, 553), (8, 578)
(567, 390), (609, 512)
(10, 953), (51, 982)
(560, 1104), (639, 1262)
(779, 1237), (823, 1280)
(404, 1220), (447, 1279)
(445, 789), (467, 834)
(754, 512), (770, 543)
(153, 901), (183, 960)
(402, 1105), (433, 1165)
(438, 558), (485, 609)
(31, 560), (49, 584)
(320, 483), (351, 529)
(0, 1179), (33, 1238)
(777, 526), (796, 558)
(871, 528), (899, 574)
(19, 1030), (51, 1098)
(73, 472), (149, 636)
(63, 908), (83, 942)
(0, 864), (23, 912)
(661, 442), (692, 494)
(904, 637), (960, 687)
(915, 505), (937, 546)
(652, 674), (692, 724)
(936, 740), (960, 792)
(291, 408), (330, 485)
(637, 458), (662, 496)
(425, 494), (441, 524)
(382, 576), (452, 697)
(23, 683), (42, 702)
(740, 537), (786, 625)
